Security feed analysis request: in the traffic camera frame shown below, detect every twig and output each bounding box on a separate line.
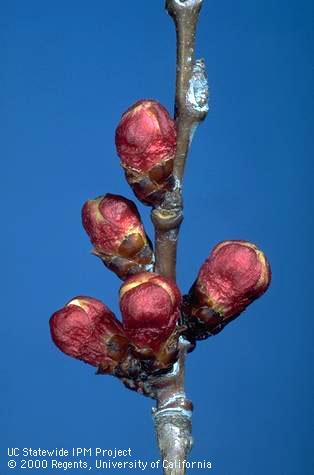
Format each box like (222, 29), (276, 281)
(152, 337), (193, 475)
(150, 1), (209, 473)
(152, 0), (208, 281)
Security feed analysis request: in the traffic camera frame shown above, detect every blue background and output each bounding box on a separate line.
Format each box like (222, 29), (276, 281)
(2, 1), (313, 474)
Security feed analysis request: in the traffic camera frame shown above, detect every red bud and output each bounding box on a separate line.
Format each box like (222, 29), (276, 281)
(115, 100), (176, 205)
(186, 240), (271, 337)
(49, 296), (129, 371)
(82, 194), (154, 279)
(119, 272), (181, 355)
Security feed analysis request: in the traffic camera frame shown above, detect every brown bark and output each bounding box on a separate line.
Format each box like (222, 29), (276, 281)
(150, 1), (209, 473)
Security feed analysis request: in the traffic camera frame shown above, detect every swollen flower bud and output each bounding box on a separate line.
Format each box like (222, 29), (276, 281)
(82, 194), (154, 279)
(115, 100), (176, 205)
(49, 296), (129, 372)
(185, 240), (271, 338)
(119, 272), (181, 361)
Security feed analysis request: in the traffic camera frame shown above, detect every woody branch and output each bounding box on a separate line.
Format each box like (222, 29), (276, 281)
(151, 1), (208, 474)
